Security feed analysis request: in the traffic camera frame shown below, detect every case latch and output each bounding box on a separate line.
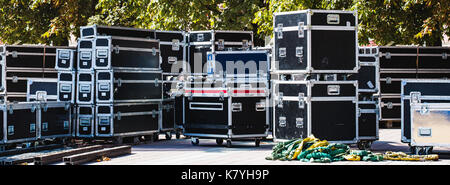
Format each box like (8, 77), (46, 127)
(296, 47), (303, 63)
(420, 105), (429, 115)
(172, 39), (180, 51)
(296, 118), (304, 128)
(385, 52), (391, 59)
(168, 56), (177, 64)
(217, 39), (225, 50)
(152, 109), (157, 118)
(255, 101), (266, 112)
(298, 22), (304, 38)
(197, 34), (204, 42)
(116, 112), (121, 121)
(327, 85), (340, 95)
(279, 117), (286, 127)
(232, 103), (242, 112)
(152, 47), (157, 56)
(298, 93), (305, 109)
(36, 91), (47, 101)
(155, 78), (159, 87)
(276, 24), (283, 39)
(113, 46), (120, 54)
(387, 102), (393, 109)
(242, 40), (249, 50)
(443, 53), (448, 60)
(279, 48), (286, 58)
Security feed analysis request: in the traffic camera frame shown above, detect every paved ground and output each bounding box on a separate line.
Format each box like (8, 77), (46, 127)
(88, 129), (450, 165)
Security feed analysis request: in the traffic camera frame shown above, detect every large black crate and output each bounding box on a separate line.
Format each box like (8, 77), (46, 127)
(94, 36), (161, 70)
(188, 30), (253, 76)
(77, 38), (95, 71)
(57, 71), (76, 103)
(2, 102), (39, 143)
(379, 46), (450, 70)
(39, 102), (72, 139)
(80, 24), (156, 39)
(161, 100), (175, 132)
(358, 101), (379, 141)
(76, 104), (95, 138)
(183, 96), (268, 139)
(55, 49), (77, 71)
(113, 69), (163, 103)
(273, 10), (358, 73)
(400, 79), (450, 143)
(155, 31), (186, 74)
(76, 71), (95, 104)
(273, 80), (358, 143)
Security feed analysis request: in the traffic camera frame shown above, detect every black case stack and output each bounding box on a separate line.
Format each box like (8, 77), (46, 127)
(379, 46), (450, 125)
(183, 49), (270, 147)
(78, 25), (167, 141)
(0, 45), (74, 147)
(272, 9), (362, 146)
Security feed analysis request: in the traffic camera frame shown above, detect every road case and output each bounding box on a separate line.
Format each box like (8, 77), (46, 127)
(349, 62), (379, 93)
(273, 80), (358, 143)
(39, 101), (72, 139)
(27, 78), (58, 102)
(183, 81), (269, 147)
(401, 79), (450, 143)
(108, 36), (160, 70)
(409, 102), (450, 154)
(206, 50), (270, 79)
(80, 24), (156, 39)
(155, 30), (187, 75)
(113, 69), (163, 103)
(380, 72), (417, 95)
(188, 30), (253, 76)
(2, 102), (39, 144)
(76, 71), (95, 104)
(77, 38), (95, 71)
(95, 102), (160, 138)
(379, 46), (450, 70)
(55, 49), (76, 71)
(0, 48), (5, 94)
(96, 70), (113, 103)
(76, 104), (95, 138)
(357, 101), (379, 149)
(94, 36), (112, 70)
(57, 71), (76, 103)
(273, 9), (358, 74)
(160, 100), (176, 139)
(380, 96), (401, 122)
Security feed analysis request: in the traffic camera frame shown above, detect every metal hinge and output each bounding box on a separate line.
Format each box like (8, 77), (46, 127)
(279, 117), (286, 128)
(298, 93), (305, 109)
(410, 91), (421, 104)
(152, 110), (157, 118)
(152, 47), (156, 56)
(217, 39), (224, 50)
(443, 53), (447, 60)
(276, 24), (283, 39)
(296, 118), (303, 128)
(117, 78), (122, 87)
(357, 108), (361, 117)
(386, 77), (392, 84)
(296, 47), (303, 63)
(172, 39), (180, 51)
(155, 78), (159, 87)
(277, 93), (283, 108)
(298, 22), (304, 38)
(116, 112), (121, 120)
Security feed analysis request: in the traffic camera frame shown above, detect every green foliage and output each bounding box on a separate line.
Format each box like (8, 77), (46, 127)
(0, 0), (448, 46)
(0, 0), (97, 45)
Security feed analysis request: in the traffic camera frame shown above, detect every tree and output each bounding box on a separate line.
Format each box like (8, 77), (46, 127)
(0, 0), (98, 45)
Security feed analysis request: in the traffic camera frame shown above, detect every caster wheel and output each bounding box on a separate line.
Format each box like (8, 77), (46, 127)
(153, 134), (159, 142)
(191, 138), (199, 146)
(176, 132), (181, 139)
(357, 141), (366, 150)
(226, 140), (232, 148)
(216, 139), (223, 145)
(255, 139), (260, 147)
(424, 147), (433, 155)
(165, 132), (172, 140)
(364, 141), (372, 150)
(409, 146), (416, 154)
(416, 147), (425, 155)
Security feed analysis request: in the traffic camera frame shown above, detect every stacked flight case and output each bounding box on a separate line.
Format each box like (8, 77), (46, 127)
(272, 9), (362, 145)
(379, 46), (450, 126)
(79, 25), (164, 142)
(400, 79), (450, 154)
(349, 46), (380, 149)
(0, 45), (74, 148)
(183, 49), (270, 147)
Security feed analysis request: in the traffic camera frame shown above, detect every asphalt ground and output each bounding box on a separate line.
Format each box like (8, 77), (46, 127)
(86, 129), (450, 165)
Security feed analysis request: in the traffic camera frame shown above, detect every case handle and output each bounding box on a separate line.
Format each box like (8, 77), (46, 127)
(327, 85), (340, 95)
